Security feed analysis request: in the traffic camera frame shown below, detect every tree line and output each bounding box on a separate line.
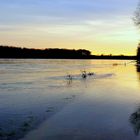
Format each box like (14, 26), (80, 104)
(0, 45), (136, 60)
(0, 46), (91, 59)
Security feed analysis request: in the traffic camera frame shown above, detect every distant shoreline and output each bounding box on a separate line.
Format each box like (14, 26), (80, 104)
(0, 57), (136, 60)
(0, 45), (136, 60)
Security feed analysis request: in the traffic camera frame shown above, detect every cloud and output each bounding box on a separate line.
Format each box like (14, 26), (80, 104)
(0, 0), (137, 25)
(0, 0), (139, 55)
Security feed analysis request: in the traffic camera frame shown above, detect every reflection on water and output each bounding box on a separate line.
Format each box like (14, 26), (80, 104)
(136, 61), (140, 82)
(130, 107), (140, 136)
(129, 62), (140, 136)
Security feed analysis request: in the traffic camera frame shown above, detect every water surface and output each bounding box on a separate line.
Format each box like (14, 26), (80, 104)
(0, 59), (140, 140)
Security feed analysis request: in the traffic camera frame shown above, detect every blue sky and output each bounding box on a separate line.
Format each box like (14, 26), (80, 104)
(0, 0), (139, 55)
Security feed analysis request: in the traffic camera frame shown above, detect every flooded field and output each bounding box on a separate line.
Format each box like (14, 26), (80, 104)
(0, 59), (140, 140)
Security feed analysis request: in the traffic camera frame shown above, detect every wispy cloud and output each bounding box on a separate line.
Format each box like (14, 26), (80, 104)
(0, 0), (139, 55)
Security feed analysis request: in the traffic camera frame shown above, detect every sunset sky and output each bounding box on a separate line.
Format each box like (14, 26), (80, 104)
(0, 0), (140, 55)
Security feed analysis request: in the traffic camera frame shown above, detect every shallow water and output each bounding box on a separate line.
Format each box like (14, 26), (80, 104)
(0, 59), (140, 140)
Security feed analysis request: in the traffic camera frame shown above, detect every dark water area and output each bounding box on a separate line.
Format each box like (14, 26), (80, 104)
(0, 59), (140, 140)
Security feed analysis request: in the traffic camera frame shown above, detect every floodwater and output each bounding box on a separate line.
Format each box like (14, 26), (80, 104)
(0, 59), (140, 140)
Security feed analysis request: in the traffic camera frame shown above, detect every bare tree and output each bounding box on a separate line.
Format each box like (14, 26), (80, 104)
(133, 1), (140, 60)
(133, 1), (140, 28)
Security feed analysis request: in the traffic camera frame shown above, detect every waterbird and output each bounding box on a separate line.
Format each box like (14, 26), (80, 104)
(87, 72), (94, 76)
(81, 71), (87, 79)
(66, 74), (72, 80)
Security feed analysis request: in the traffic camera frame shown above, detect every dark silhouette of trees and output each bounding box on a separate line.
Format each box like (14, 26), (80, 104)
(133, 1), (140, 29)
(137, 43), (140, 61)
(133, 1), (140, 61)
(0, 46), (91, 59)
(0, 45), (136, 59)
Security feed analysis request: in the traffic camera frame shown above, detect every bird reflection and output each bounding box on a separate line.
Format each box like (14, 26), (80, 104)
(130, 107), (140, 136)
(66, 74), (73, 86)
